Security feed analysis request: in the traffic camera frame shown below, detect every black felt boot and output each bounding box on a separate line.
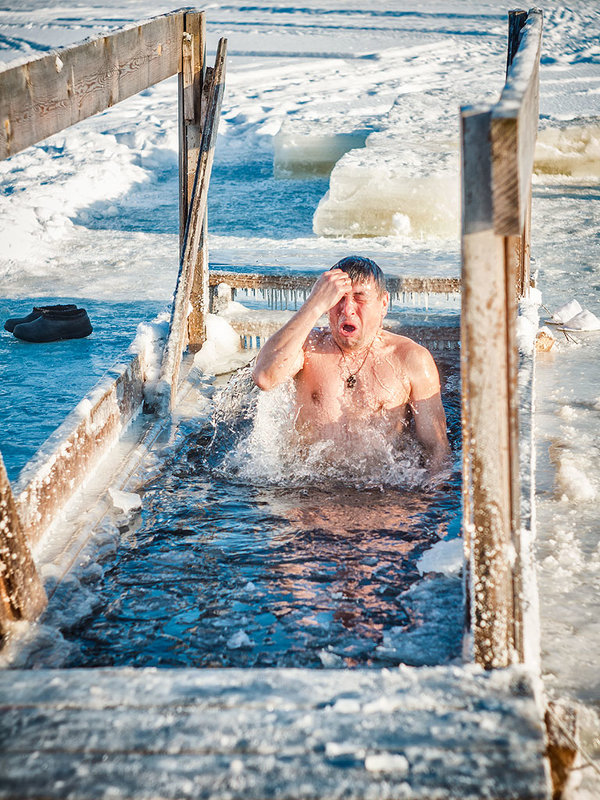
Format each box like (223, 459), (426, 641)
(13, 307), (93, 342)
(4, 304), (78, 333)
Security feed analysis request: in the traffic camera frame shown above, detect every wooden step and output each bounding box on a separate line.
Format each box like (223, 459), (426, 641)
(0, 665), (551, 799)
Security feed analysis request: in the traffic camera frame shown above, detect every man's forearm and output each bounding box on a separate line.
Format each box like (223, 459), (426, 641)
(252, 302), (321, 390)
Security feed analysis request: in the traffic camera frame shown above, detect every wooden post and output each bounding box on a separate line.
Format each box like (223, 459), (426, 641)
(178, 12), (205, 249)
(0, 452), (47, 636)
(461, 10), (543, 669)
(178, 12), (210, 353)
(155, 38), (227, 413)
(461, 107), (515, 669)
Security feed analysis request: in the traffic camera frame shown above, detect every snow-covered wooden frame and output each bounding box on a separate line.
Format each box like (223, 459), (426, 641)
(460, 8), (543, 670)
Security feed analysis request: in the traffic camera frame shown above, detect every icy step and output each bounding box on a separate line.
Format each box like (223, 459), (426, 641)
(0, 665), (551, 799)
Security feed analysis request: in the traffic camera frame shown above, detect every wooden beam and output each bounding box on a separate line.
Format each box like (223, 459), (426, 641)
(155, 38), (227, 413)
(208, 270), (461, 295)
(185, 16), (209, 353)
(491, 9), (543, 235)
(461, 107), (515, 669)
(0, 12), (185, 161)
(0, 452), (47, 636)
(178, 12), (205, 251)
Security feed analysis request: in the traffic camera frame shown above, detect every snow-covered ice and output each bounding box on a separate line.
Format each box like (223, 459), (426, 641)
(1, 0), (600, 794)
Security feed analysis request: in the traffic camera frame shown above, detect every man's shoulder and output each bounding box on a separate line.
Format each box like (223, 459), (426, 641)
(381, 329), (430, 358)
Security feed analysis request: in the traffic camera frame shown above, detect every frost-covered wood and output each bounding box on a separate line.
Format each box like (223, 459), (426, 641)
(209, 270), (460, 295)
(0, 455), (46, 635)
(178, 13), (211, 352)
(13, 355), (145, 547)
(460, 9), (542, 670)
(0, 665), (551, 799)
(491, 9), (542, 236)
(155, 38), (227, 413)
(0, 12), (184, 160)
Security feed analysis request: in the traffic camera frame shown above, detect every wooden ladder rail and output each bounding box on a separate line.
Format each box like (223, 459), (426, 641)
(153, 37), (227, 414)
(461, 7), (543, 670)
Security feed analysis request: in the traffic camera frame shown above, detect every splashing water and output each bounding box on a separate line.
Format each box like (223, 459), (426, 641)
(207, 366), (430, 491)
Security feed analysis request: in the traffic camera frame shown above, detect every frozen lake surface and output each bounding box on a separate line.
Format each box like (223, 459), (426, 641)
(1, 1), (600, 794)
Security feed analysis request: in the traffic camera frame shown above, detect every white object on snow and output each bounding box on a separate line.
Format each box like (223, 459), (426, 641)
(558, 308), (600, 331)
(548, 299), (582, 324)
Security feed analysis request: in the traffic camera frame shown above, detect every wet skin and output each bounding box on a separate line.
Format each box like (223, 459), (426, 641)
(253, 269), (450, 474)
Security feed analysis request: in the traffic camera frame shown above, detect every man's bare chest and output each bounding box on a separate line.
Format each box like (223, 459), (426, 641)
(296, 351), (411, 413)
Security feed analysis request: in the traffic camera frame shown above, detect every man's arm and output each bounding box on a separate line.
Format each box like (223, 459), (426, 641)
(253, 269), (351, 391)
(406, 345), (450, 474)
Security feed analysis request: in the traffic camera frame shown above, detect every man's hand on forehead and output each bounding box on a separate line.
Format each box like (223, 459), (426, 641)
(306, 268), (354, 315)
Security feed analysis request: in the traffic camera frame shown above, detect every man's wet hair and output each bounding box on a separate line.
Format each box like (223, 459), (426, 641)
(330, 256), (387, 296)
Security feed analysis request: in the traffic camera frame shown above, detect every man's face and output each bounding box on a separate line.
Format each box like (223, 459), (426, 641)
(328, 276), (389, 351)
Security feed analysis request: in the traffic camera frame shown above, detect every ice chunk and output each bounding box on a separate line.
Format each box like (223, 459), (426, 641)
(313, 163), (458, 240)
(417, 537), (463, 576)
(556, 456), (596, 503)
(274, 125), (370, 177)
(319, 649), (345, 668)
(193, 314), (252, 375)
(365, 753), (410, 774)
(226, 630), (253, 649)
(108, 488), (142, 514)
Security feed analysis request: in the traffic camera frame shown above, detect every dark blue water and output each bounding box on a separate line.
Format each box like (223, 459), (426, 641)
(54, 350), (463, 669)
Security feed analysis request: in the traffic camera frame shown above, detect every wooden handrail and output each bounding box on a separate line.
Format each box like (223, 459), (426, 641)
(154, 37), (227, 413)
(208, 270), (460, 295)
(0, 11), (185, 161)
(460, 8), (543, 669)
(492, 9), (543, 236)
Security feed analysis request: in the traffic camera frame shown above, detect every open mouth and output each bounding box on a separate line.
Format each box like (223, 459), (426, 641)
(341, 323), (357, 335)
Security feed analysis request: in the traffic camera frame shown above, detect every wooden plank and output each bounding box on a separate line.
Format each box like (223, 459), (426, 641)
(180, 13), (210, 352)
(178, 12), (205, 250)
(209, 270), (461, 295)
(155, 38), (227, 413)
(13, 354), (145, 547)
(461, 107), (515, 669)
(504, 233), (524, 661)
(0, 666), (552, 799)
(491, 9), (543, 235)
(0, 454), (46, 635)
(0, 12), (185, 161)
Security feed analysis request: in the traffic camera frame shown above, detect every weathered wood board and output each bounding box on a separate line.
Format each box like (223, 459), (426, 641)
(0, 666), (551, 799)
(155, 38), (227, 412)
(491, 9), (543, 235)
(0, 12), (184, 160)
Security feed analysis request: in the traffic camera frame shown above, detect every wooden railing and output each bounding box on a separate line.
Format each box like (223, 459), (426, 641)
(461, 8), (543, 669)
(0, 10), (226, 637)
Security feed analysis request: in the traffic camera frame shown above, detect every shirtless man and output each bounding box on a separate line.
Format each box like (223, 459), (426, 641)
(252, 256), (450, 475)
